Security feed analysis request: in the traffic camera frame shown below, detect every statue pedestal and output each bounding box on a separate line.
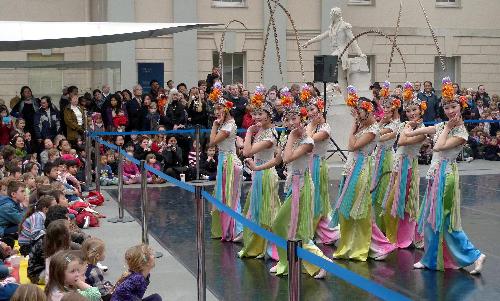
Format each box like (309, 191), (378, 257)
(325, 56), (371, 162)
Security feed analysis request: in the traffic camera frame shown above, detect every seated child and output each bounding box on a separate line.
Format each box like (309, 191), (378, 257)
(145, 154), (164, 184)
(18, 195), (56, 256)
(111, 244), (162, 301)
(45, 250), (101, 301)
(99, 156), (118, 186)
(82, 238), (113, 301)
(0, 181), (27, 247)
(123, 152), (140, 185)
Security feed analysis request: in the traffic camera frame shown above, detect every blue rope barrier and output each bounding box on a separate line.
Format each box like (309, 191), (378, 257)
(423, 119), (500, 125)
(90, 127), (287, 137)
(91, 134), (411, 300)
(93, 137), (195, 193)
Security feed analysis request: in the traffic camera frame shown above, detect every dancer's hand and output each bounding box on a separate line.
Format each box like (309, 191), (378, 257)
(446, 114), (463, 130)
(244, 158), (257, 170)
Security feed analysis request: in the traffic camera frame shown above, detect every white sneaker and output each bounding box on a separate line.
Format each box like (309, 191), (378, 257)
(97, 262), (108, 273)
(413, 261), (425, 269)
(83, 216), (90, 229)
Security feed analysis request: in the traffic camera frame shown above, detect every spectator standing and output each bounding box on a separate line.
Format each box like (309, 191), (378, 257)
(418, 81), (440, 122)
(186, 87), (207, 127)
(228, 84), (247, 128)
(205, 66), (221, 94)
(126, 85), (143, 131)
(34, 96), (60, 144)
(63, 95), (85, 146)
(163, 89), (187, 130)
(10, 86), (39, 136)
(0, 105), (13, 146)
(149, 79), (160, 100)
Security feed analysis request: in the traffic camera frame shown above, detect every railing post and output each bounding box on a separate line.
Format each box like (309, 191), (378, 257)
(84, 109), (92, 187)
(140, 160), (163, 258)
(108, 151), (134, 223)
(95, 141), (101, 193)
(288, 239), (302, 301)
(195, 125), (201, 180)
(140, 160), (149, 244)
(195, 185), (205, 301)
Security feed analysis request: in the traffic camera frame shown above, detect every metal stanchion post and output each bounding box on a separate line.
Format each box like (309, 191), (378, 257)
(287, 239), (302, 301)
(95, 141), (101, 193)
(108, 151), (134, 223)
(140, 160), (163, 258)
(83, 109), (92, 187)
(195, 125), (201, 180)
(195, 185), (205, 301)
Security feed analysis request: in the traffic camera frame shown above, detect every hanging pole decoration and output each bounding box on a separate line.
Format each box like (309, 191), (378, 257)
(417, 0), (446, 71)
(337, 29), (408, 80)
(387, 1), (403, 79)
(267, 0), (284, 83)
(260, 0), (305, 82)
(219, 20), (248, 74)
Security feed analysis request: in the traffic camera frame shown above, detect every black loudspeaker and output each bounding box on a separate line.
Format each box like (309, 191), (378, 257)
(314, 55), (338, 83)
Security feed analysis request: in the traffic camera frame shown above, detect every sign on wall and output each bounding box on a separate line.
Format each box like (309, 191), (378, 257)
(138, 63), (164, 93)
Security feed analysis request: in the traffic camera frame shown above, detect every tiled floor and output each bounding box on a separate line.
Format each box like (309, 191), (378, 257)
(109, 174), (500, 300)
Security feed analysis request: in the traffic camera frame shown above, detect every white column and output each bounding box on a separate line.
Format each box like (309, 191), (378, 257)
(263, 0), (287, 86)
(173, 0), (198, 87)
(106, 0), (136, 90)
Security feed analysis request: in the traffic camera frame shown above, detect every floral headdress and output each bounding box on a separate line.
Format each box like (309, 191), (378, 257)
(308, 97), (325, 113)
(380, 81), (401, 110)
(299, 84), (312, 103)
(250, 84), (274, 117)
(280, 86), (307, 122)
(441, 77), (468, 109)
(402, 81), (427, 113)
(345, 85), (374, 113)
(209, 82), (233, 111)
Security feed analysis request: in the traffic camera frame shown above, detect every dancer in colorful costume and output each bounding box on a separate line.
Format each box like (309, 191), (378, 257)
(238, 85), (281, 259)
(381, 82), (426, 249)
(371, 81), (401, 229)
(269, 90), (330, 278)
(333, 86), (396, 261)
(304, 88), (339, 245)
(209, 82), (243, 242)
(407, 77), (485, 273)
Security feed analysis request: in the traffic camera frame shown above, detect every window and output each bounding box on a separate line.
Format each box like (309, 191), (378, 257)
(28, 53), (64, 102)
(212, 0), (246, 8)
(213, 52), (246, 85)
(434, 56), (461, 96)
(436, 0), (460, 8)
(347, 0), (375, 6)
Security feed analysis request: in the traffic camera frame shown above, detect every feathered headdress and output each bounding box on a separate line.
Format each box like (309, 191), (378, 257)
(345, 85), (374, 113)
(209, 82), (233, 110)
(250, 84), (274, 117)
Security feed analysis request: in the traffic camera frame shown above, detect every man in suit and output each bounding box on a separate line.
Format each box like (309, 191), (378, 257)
(126, 85), (143, 130)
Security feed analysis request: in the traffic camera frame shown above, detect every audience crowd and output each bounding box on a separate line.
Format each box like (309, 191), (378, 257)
(0, 65), (498, 299)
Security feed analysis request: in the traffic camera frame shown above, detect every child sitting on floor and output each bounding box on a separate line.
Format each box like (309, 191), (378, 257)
(82, 238), (113, 301)
(122, 152), (140, 185)
(111, 244), (162, 301)
(145, 154), (165, 184)
(99, 156), (118, 186)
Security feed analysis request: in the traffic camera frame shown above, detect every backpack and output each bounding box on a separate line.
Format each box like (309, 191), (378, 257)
(86, 191), (105, 206)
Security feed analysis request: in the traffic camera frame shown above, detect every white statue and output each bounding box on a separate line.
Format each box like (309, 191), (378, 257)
(302, 7), (366, 95)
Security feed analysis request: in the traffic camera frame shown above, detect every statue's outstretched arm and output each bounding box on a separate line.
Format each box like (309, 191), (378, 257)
(302, 30), (329, 48)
